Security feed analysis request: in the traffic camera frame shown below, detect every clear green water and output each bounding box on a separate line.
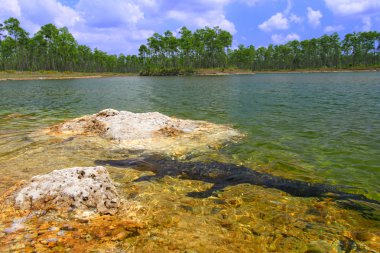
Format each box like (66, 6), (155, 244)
(0, 72), (379, 200)
(1, 72), (380, 252)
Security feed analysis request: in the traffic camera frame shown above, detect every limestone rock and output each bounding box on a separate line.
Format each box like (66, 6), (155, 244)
(47, 109), (243, 155)
(12, 166), (119, 215)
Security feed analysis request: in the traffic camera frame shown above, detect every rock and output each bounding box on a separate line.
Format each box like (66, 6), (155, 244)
(96, 109), (120, 117)
(305, 240), (333, 253)
(352, 231), (375, 241)
(60, 225), (77, 231)
(40, 237), (58, 245)
(47, 109), (243, 155)
(48, 227), (60, 232)
(111, 231), (129, 241)
(3, 217), (27, 233)
(10, 242), (25, 251)
(10, 166), (120, 215)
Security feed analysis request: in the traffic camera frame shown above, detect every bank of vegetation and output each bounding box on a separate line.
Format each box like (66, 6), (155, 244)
(0, 17), (379, 76)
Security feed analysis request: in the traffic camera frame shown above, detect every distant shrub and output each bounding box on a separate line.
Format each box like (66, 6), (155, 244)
(140, 67), (194, 76)
(38, 70), (59, 74)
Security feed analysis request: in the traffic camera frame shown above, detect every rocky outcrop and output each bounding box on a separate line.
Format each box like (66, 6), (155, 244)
(11, 166), (120, 215)
(47, 109), (243, 155)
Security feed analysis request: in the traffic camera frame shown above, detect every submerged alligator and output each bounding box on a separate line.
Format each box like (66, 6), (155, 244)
(95, 156), (380, 210)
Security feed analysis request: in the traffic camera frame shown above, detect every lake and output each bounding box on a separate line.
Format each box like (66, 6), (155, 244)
(0, 72), (379, 252)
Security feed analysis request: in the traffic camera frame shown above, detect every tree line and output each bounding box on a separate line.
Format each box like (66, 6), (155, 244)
(0, 17), (379, 74)
(0, 18), (140, 73)
(229, 32), (380, 71)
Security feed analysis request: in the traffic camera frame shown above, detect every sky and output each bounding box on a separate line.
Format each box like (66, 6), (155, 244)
(0, 0), (379, 54)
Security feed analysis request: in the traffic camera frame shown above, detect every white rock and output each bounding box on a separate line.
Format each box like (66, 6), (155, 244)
(47, 109), (244, 156)
(13, 166), (120, 215)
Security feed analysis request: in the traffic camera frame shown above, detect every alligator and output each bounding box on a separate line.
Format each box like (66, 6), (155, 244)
(95, 155), (380, 209)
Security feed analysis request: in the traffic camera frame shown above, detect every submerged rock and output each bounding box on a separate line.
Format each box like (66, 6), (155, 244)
(10, 166), (120, 215)
(47, 109), (243, 155)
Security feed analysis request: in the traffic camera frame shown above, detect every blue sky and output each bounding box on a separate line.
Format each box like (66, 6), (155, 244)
(0, 0), (379, 54)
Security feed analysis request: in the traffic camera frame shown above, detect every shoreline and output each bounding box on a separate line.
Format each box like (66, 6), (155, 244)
(252, 69), (379, 74)
(0, 68), (378, 81)
(0, 75), (105, 81)
(0, 72), (136, 82)
(196, 68), (379, 76)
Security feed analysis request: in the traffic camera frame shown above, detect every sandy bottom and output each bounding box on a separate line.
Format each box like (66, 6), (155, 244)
(0, 130), (379, 252)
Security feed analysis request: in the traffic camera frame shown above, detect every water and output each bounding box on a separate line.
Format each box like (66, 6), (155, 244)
(1, 73), (379, 199)
(0, 72), (379, 252)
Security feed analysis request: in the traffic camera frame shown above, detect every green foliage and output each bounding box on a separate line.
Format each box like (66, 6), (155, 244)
(0, 17), (379, 74)
(140, 67), (195, 76)
(228, 31), (380, 71)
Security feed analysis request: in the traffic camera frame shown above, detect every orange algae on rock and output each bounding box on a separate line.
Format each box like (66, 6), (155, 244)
(155, 126), (184, 137)
(0, 203), (143, 252)
(1, 171), (380, 252)
(49, 116), (107, 136)
(0, 166), (144, 252)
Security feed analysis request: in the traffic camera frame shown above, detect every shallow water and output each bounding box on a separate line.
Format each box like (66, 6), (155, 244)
(0, 72), (379, 252)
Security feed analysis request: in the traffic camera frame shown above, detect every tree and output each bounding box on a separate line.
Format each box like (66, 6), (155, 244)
(138, 44), (150, 67)
(178, 26), (193, 68)
(56, 27), (78, 71)
(34, 23), (59, 70)
(3, 17), (29, 70)
(0, 22), (4, 70)
(0, 16), (379, 74)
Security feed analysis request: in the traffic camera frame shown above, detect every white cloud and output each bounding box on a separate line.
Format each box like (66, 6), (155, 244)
(72, 28), (138, 54)
(198, 0), (232, 6)
(167, 10), (185, 20)
(137, 0), (158, 8)
(324, 0), (380, 33)
(131, 29), (155, 40)
(307, 7), (322, 27)
(258, 12), (289, 32)
(76, 0), (144, 27)
(324, 25), (344, 32)
(271, 33), (300, 44)
(289, 13), (302, 24)
(166, 7), (236, 34)
(0, 0), (80, 34)
(362, 16), (371, 31)
(195, 15), (236, 34)
(284, 0), (292, 15)
(71, 0), (152, 54)
(239, 0), (261, 6)
(0, 0), (21, 19)
(0, 0), (150, 53)
(19, 0), (81, 27)
(324, 0), (380, 16)
(1, 0), (238, 54)
(258, 1), (302, 32)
